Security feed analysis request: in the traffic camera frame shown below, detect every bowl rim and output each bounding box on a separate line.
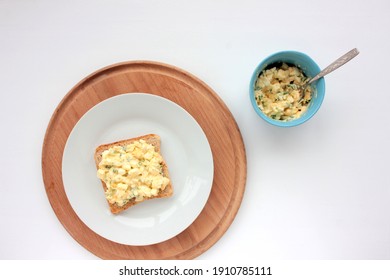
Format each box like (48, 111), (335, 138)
(249, 50), (325, 127)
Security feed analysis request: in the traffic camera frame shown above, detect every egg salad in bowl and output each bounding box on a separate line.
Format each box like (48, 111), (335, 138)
(250, 50), (325, 127)
(254, 63), (312, 121)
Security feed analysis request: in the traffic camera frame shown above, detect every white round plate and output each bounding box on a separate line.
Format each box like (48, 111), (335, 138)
(62, 93), (214, 245)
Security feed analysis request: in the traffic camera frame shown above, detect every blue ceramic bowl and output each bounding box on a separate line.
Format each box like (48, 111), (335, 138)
(250, 51), (325, 127)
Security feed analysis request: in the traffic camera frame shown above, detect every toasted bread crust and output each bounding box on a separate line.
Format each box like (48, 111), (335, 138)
(94, 134), (173, 214)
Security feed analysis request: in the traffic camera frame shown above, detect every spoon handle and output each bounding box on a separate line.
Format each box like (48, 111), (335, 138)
(309, 48), (359, 84)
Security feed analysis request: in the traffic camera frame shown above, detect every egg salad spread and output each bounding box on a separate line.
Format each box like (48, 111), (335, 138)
(97, 140), (170, 206)
(254, 63), (313, 121)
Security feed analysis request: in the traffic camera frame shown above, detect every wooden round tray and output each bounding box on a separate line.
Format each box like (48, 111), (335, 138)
(42, 61), (247, 259)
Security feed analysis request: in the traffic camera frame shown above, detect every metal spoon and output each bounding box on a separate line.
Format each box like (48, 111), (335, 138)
(299, 48), (360, 100)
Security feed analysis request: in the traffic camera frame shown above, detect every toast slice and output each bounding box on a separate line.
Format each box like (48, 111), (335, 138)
(94, 134), (173, 214)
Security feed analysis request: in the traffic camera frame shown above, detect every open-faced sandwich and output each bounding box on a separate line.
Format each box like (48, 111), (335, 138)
(95, 134), (173, 214)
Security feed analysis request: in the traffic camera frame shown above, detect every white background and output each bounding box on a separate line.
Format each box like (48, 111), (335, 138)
(1, 0), (389, 260)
